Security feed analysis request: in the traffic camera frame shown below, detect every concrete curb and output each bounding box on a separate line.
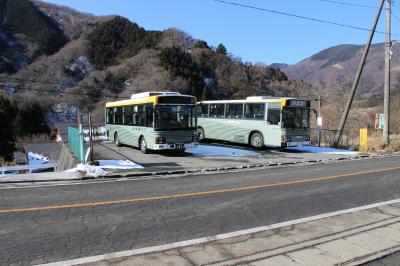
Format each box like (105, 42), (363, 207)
(0, 172), (83, 183)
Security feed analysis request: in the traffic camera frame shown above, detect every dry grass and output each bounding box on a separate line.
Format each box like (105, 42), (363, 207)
(358, 132), (400, 154)
(0, 159), (15, 167)
(15, 134), (51, 151)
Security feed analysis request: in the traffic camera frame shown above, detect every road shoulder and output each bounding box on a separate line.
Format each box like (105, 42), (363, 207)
(40, 199), (400, 266)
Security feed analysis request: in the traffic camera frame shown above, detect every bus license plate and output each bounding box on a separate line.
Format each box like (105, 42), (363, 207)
(176, 144), (184, 149)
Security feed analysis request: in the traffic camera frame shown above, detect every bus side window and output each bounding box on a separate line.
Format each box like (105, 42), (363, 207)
(123, 106), (133, 125)
(210, 104), (224, 118)
(134, 105), (145, 126)
(199, 104), (209, 118)
(145, 104), (153, 127)
(267, 108), (281, 125)
(107, 108), (114, 124)
(226, 104), (243, 119)
(114, 107), (123, 125)
(245, 103), (264, 120)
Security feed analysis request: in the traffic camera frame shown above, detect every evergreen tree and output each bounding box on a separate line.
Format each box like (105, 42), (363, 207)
(14, 101), (49, 137)
(0, 95), (16, 161)
(216, 43), (227, 55)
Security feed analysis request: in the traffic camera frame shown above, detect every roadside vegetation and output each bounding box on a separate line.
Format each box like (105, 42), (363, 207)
(0, 94), (49, 163)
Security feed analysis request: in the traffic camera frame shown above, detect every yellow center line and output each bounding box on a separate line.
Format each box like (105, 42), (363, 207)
(1, 166), (400, 214)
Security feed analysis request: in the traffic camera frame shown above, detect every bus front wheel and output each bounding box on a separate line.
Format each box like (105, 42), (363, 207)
(114, 133), (121, 147)
(250, 132), (264, 149)
(140, 137), (148, 154)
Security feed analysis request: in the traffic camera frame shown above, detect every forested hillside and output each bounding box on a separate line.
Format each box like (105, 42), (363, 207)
(0, 2), (313, 121)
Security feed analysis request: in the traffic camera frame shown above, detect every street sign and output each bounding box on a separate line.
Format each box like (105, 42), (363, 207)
(317, 117), (322, 130)
(375, 113), (384, 129)
(360, 128), (368, 148)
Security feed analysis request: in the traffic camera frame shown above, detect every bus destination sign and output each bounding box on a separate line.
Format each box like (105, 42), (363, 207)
(286, 99), (308, 107)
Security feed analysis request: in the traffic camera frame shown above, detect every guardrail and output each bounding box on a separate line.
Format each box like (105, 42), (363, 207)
(0, 163), (58, 175)
(68, 126), (85, 163)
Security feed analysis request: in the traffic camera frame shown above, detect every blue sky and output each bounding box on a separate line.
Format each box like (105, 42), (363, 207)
(43, 0), (398, 65)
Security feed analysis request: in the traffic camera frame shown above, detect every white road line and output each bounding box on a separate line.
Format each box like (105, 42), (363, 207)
(37, 197), (400, 266)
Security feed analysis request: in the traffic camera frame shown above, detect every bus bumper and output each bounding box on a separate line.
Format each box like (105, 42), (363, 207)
(285, 141), (311, 147)
(153, 142), (199, 150)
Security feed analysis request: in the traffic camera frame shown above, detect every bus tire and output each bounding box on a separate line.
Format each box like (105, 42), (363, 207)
(198, 127), (205, 141)
(250, 132), (264, 149)
(114, 132), (121, 147)
(139, 137), (148, 154)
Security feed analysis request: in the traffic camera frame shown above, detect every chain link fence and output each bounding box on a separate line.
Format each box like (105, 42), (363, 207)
(309, 128), (359, 148)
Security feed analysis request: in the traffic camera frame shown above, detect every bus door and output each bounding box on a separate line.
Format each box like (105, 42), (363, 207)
(266, 102), (282, 145)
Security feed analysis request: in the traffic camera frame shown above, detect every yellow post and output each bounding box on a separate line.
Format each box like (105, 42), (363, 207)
(360, 128), (368, 150)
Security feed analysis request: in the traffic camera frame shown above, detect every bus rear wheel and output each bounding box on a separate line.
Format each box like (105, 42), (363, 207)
(198, 128), (205, 141)
(250, 132), (264, 149)
(114, 133), (121, 147)
(139, 137), (148, 154)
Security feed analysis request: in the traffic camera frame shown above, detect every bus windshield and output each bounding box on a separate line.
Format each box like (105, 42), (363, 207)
(155, 105), (196, 130)
(282, 108), (310, 129)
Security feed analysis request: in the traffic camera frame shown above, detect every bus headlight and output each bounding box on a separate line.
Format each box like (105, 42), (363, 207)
(193, 135), (199, 142)
(155, 137), (166, 144)
(305, 136), (310, 141)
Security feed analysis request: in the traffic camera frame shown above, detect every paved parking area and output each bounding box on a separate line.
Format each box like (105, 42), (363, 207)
(93, 141), (356, 173)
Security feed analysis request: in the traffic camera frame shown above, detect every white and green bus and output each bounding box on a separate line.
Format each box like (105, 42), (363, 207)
(197, 96), (311, 148)
(105, 92), (199, 153)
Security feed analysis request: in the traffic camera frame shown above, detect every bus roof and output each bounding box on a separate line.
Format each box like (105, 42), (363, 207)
(198, 97), (310, 107)
(106, 92), (195, 107)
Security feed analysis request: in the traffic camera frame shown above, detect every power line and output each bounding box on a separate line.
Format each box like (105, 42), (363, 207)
(319, 0), (377, 9)
(213, 0), (394, 36)
(1, 86), (129, 99)
(0, 77), (129, 99)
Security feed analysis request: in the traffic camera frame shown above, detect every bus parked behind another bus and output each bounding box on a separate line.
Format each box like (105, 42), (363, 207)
(197, 96), (311, 148)
(105, 92), (198, 154)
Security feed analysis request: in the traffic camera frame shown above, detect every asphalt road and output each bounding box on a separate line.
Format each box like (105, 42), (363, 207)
(364, 251), (400, 265)
(1, 156), (400, 265)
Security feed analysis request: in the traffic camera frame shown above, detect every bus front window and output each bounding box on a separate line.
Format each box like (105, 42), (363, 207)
(155, 105), (196, 130)
(282, 108), (310, 129)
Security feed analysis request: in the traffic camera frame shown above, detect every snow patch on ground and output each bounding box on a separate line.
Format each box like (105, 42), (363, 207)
(187, 144), (260, 157)
(98, 160), (143, 169)
(66, 160), (143, 177)
(27, 152), (49, 165)
(287, 145), (359, 155)
(66, 164), (109, 177)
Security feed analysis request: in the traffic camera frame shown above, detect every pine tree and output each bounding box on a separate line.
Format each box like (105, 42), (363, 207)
(14, 101), (49, 137)
(216, 43), (227, 55)
(0, 95), (16, 161)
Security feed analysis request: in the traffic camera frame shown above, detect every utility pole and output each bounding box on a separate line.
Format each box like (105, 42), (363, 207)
(333, 0), (385, 147)
(77, 111), (84, 163)
(88, 113), (94, 165)
(383, 0), (391, 146)
(317, 95), (322, 147)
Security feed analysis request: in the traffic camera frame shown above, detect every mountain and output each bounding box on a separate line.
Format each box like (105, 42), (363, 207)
(282, 43), (400, 96)
(33, 0), (111, 40)
(269, 63), (289, 70)
(0, 0), (68, 73)
(0, 0), (313, 123)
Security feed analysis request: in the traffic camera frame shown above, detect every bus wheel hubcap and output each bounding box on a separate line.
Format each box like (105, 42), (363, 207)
(141, 139), (146, 151)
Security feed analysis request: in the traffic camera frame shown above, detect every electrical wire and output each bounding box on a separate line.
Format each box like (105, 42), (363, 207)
(0, 77), (129, 99)
(319, 0), (377, 9)
(213, 0), (394, 36)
